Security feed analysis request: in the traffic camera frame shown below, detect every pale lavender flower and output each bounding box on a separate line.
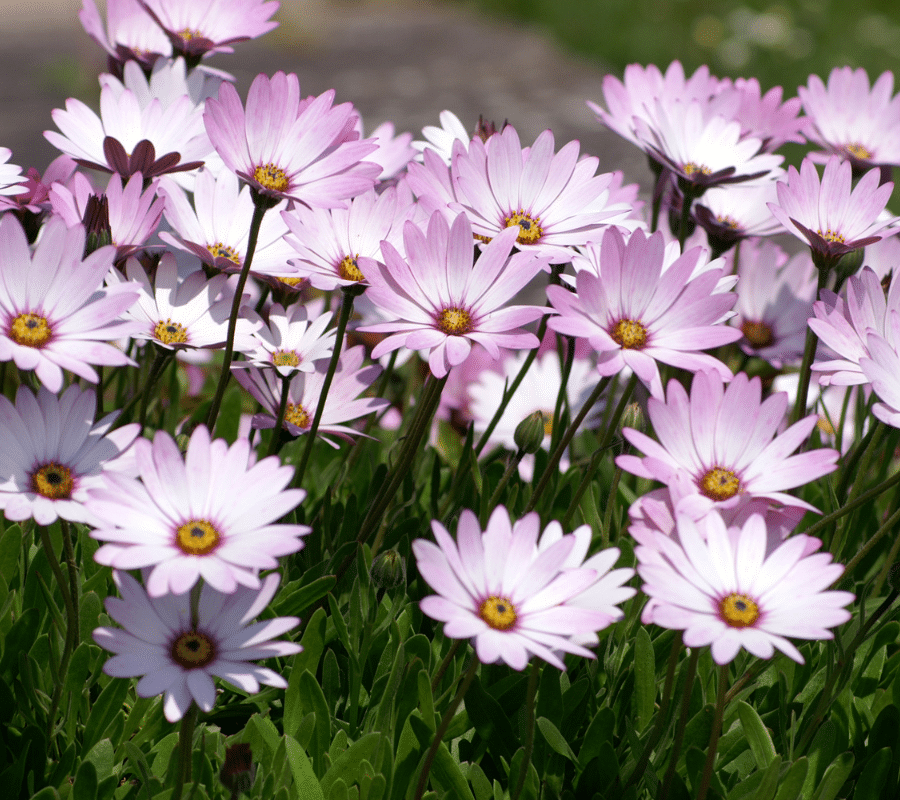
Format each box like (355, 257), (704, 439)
(80, 0), (172, 73)
(861, 319), (900, 428)
(0, 147), (27, 210)
(94, 570), (301, 721)
(724, 77), (807, 153)
(355, 119), (416, 181)
(412, 109), (472, 164)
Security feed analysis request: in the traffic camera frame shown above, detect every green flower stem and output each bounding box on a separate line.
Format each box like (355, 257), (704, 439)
(482, 449), (527, 526)
(795, 588), (899, 757)
(41, 525), (78, 741)
(561, 443), (607, 531)
(524, 376), (611, 514)
(696, 663), (730, 800)
(790, 265), (829, 426)
(266, 375), (292, 458)
(677, 189), (694, 253)
(659, 647), (700, 800)
(549, 336), (576, 455)
(624, 636), (682, 792)
(873, 525), (900, 596)
(474, 316), (549, 457)
(172, 702), (198, 800)
(414, 655), (479, 800)
(835, 416), (882, 499)
(431, 639), (462, 694)
(803, 467), (900, 545)
(60, 520), (79, 644)
(511, 660), (540, 800)
(294, 285), (362, 487)
(139, 346), (176, 428)
(207, 199), (269, 434)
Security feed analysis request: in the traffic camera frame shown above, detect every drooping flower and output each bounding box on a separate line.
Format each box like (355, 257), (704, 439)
(767, 155), (898, 270)
(203, 71), (380, 206)
(799, 67), (900, 173)
(357, 211), (549, 378)
(636, 510), (853, 664)
(413, 506), (627, 670)
(232, 345), (388, 444)
(0, 385), (139, 526)
(0, 214), (140, 392)
(547, 227), (741, 398)
(617, 370), (840, 514)
(94, 570), (301, 722)
(88, 425), (310, 597)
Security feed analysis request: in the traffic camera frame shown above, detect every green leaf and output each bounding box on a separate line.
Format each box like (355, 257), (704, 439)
(81, 674), (129, 754)
(321, 732), (382, 797)
(85, 738), (115, 780)
(72, 759), (98, 800)
(464, 675), (517, 762)
(293, 607), (328, 677)
(416, 670), (435, 732)
(217, 382), (243, 443)
(632, 627), (655, 733)
(0, 607), (38, 677)
(772, 758), (808, 800)
(301, 670), (332, 771)
(749, 754), (781, 800)
(29, 790), (61, 800)
(285, 735), (325, 800)
(852, 747), (891, 799)
(275, 576), (338, 621)
(247, 714), (281, 768)
(536, 717), (576, 762)
(408, 715), (475, 800)
(391, 714), (424, 800)
(578, 708), (615, 767)
(329, 777), (350, 800)
(802, 720), (835, 795)
(810, 752), (853, 800)
(373, 640), (405, 735)
(737, 701), (777, 770)
(0, 524), (22, 584)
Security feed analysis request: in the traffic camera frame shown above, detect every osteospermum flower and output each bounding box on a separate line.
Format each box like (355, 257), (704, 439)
(637, 510), (853, 664)
(94, 570), (301, 722)
(80, 0), (173, 73)
(358, 211), (549, 378)
(692, 178), (784, 256)
(203, 71), (380, 206)
(547, 227), (741, 398)
(232, 345), (388, 444)
(412, 109), (472, 164)
(617, 370), (840, 513)
(0, 214), (140, 392)
(89, 425), (310, 596)
(767, 155), (898, 270)
(0, 385), (139, 525)
(799, 67), (900, 173)
(412, 506), (625, 670)
(0, 147), (27, 209)
(860, 319), (900, 428)
(158, 168), (296, 278)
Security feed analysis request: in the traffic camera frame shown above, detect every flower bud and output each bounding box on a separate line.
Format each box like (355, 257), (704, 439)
(833, 247), (865, 281)
(371, 549), (406, 590)
(219, 743), (255, 796)
(82, 194), (112, 257)
(514, 410), (548, 454)
(620, 402), (645, 433)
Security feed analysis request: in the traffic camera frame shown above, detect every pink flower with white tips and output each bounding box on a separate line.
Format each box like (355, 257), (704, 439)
(358, 211), (550, 378)
(203, 71), (380, 206)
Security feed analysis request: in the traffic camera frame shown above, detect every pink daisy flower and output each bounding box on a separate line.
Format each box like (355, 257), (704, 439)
(692, 178), (784, 256)
(232, 345), (388, 444)
(88, 424), (310, 597)
(617, 370), (840, 513)
(355, 119), (416, 181)
(860, 320), (900, 428)
(80, 0), (173, 74)
(203, 71), (380, 206)
(8, 154), (77, 215)
(412, 506), (625, 670)
(547, 227), (741, 398)
(0, 147), (27, 210)
(723, 77), (807, 153)
(412, 109), (472, 165)
(357, 211), (549, 378)
(0, 385), (139, 526)
(799, 67), (900, 173)
(636, 510), (853, 664)
(94, 570), (301, 722)
(0, 214), (140, 392)
(767, 155), (898, 270)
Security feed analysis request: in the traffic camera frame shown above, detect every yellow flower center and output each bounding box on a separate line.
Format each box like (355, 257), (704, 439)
(699, 467), (741, 501)
(10, 313), (52, 348)
(272, 350), (300, 367)
(719, 593), (760, 628)
(178, 28), (204, 42)
(817, 229), (845, 244)
(285, 403), (311, 429)
(845, 143), (873, 160)
(683, 162), (712, 177)
(740, 320), (774, 349)
(610, 318), (648, 349)
(207, 242), (241, 265)
(31, 462), (74, 499)
(479, 595), (517, 630)
(154, 319), (189, 345)
(817, 416), (836, 436)
(504, 210), (543, 245)
(338, 254), (365, 282)
(716, 215), (741, 230)
(171, 631), (216, 668)
(437, 307), (472, 335)
(175, 519), (221, 555)
(278, 276), (304, 287)
(541, 412), (553, 437)
(473, 233), (493, 244)
(253, 163), (290, 193)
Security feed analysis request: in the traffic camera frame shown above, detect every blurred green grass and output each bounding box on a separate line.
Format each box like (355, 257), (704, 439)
(456, 0), (900, 94)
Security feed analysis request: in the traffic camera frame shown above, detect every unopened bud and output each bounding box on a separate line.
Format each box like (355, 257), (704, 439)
(371, 549), (406, 590)
(620, 402), (644, 433)
(833, 247), (865, 281)
(219, 743), (255, 796)
(82, 194), (112, 256)
(515, 410), (548, 454)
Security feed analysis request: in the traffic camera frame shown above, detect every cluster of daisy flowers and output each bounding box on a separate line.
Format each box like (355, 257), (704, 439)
(8, 0), (900, 778)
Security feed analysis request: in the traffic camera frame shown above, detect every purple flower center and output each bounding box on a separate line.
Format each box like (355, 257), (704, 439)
(719, 593), (760, 628)
(817, 228), (846, 244)
(171, 630), (217, 668)
(683, 162), (712, 177)
(740, 320), (774, 349)
(10, 312), (52, 348)
(31, 462), (74, 499)
(845, 143), (873, 161)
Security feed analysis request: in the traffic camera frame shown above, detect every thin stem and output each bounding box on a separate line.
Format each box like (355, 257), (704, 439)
(524, 377), (611, 514)
(139, 347), (175, 428)
(431, 639), (462, 693)
(511, 660), (540, 800)
(696, 663), (729, 800)
(549, 336), (576, 455)
(266, 375), (292, 457)
(207, 200), (269, 433)
(414, 656), (479, 800)
(677, 189), (694, 253)
(791, 266), (828, 426)
(804, 468), (900, 542)
(660, 648), (699, 800)
(60, 520), (79, 649)
(840, 504), (900, 584)
(294, 285), (361, 487)
(483, 450), (526, 525)
(171, 703), (198, 800)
